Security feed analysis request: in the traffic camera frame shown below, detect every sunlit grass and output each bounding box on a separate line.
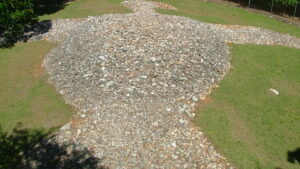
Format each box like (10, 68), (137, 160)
(151, 0), (300, 38)
(196, 45), (300, 169)
(0, 41), (73, 131)
(150, 0), (300, 168)
(39, 0), (131, 21)
(0, 0), (130, 131)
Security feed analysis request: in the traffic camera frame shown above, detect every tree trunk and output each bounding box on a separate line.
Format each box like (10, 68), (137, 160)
(248, 0), (251, 7)
(294, 3), (298, 17)
(271, 0), (274, 13)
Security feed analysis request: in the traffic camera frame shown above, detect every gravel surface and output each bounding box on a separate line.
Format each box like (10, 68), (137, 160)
(40, 0), (300, 168)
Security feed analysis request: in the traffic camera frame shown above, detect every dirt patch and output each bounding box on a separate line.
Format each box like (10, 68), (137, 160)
(196, 96), (214, 110)
(216, 24), (252, 29)
(201, 96), (213, 104)
(32, 63), (44, 77)
(70, 116), (84, 129)
(156, 2), (177, 10)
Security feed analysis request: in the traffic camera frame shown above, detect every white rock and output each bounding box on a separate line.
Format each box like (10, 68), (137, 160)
(179, 108), (186, 114)
(99, 55), (107, 60)
(171, 154), (178, 159)
(105, 81), (114, 88)
(152, 121), (159, 127)
(61, 123), (70, 130)
(83, 73), (93, 78)
(150, 57), (157, 62)
(179, 119), (186, 124)
(269, 88), (279, 95)
(192, 96), (198, 102)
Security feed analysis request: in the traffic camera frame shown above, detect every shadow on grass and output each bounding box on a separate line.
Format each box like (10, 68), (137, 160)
(33, 0), (73, 16)
(0, 123), (103, 169)
(0, 20), (53, 48)
(1, 0), (74, 48)
(287, 147), (300, 165)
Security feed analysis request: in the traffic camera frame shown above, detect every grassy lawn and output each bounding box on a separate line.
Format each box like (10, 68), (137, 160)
(196, 45), (300, 169)
(1, 0), (299, 168)
(150, 0), (300, 168)
(0, 42), (72, 131)
(151, 0), (300, 38)
(0, 0), (130, 132)
(39, 0), (131, 21)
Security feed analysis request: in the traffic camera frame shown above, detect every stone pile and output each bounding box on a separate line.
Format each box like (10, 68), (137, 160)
(41, 0), (300, 168)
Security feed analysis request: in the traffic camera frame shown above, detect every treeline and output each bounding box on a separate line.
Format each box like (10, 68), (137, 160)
(239, 0), (299, 17)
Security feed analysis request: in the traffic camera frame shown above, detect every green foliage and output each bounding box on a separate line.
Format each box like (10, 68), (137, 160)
(275, 0), (299, 6)
(0, 0), (35, 40)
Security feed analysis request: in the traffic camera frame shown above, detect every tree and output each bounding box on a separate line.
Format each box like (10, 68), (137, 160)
(0, 0), (35, 42)
(275, 0), (299, 6)
(293, 0), (299, 17)
(275, 0), (299, 16)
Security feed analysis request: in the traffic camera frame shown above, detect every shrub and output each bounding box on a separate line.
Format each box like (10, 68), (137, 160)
(275, 0), (299, 6)
(0, 0), (35, 41)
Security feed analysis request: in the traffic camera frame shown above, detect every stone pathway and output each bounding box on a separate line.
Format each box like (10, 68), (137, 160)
(39, 0), (300, 168)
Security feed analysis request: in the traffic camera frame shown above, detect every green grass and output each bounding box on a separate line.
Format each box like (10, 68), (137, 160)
(195, 45), (300, 169)
(0, 0), (130, 132)
(150, 0), (300, 168)
(0, 42), (73, 131)
(39, 0), (131, 21)
(1, 0), (300, 167)
(151, 0), (300, 38)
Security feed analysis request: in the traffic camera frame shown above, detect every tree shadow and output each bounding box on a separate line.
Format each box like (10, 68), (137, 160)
(33, 0), (73, 16)
(287, 147), (300, 165)
(0, 20), (52, 48)
(1, 0), (74, 48)
(0, 124), (105, 169)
